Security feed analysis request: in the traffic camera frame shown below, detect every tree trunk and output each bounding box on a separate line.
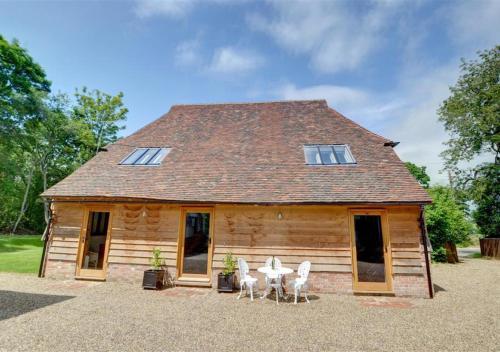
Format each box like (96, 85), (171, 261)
(95, 124), (104, 155)
(480, 238), (500, 258)
(444, 242), (459, 263)
(42, 167), (49, 225)
(11, 166), (34, 234)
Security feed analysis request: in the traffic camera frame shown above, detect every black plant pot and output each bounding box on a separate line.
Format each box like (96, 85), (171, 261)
(218, 273), (235, 292)
(143, 269), (165, 290)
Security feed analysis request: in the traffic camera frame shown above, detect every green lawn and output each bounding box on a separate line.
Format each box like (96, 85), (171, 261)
(0, 234), (44, 274)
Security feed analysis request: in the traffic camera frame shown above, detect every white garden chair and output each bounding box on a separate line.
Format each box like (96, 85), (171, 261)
(237, 258), (258, 301)
(262, 257), (284, 304)
(290, 261), (311, 304)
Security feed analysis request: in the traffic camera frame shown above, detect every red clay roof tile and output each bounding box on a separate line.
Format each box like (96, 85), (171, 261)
(43, 100), (431, 204)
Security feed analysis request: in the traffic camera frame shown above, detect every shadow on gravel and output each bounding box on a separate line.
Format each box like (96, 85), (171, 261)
(433, 284), (446, 294)
(0, 290), (74, 321)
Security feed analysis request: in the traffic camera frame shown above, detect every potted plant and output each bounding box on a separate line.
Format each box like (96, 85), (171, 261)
(142, 248), (166, 290)
(217, 252), (236, 292)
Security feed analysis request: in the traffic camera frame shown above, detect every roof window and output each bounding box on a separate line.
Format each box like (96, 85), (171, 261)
(120, 148), (171, 166)
(304, 145), (355, 165)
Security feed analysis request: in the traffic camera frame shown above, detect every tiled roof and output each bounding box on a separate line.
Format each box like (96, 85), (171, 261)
(43, 100), (431, 204)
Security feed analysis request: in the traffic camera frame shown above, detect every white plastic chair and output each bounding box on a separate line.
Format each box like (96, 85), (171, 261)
(262, 257), (284, 304)
(290, 261), (311, 304)
(237, 258), (258, 301)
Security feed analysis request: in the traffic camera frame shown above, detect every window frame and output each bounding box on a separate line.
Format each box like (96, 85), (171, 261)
(119, 147), (171, 166)
(303, 144), (356, 165)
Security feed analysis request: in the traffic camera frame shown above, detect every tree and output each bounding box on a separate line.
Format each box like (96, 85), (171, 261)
(73, 87), (127, 161)
(405, 162), (430, 188)
(11, 93), (78, 232)
(425, 186), (474, 262)
(438, 46), (499, 238)
(471, 165), (500, 237)
(0, 35), (51, 135)
(1, 35), (51, 233)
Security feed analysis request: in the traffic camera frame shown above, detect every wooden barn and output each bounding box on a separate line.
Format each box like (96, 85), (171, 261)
(41, 100), (433, 298)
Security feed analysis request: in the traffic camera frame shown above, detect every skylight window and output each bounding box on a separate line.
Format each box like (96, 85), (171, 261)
(120, 148), (171, 166)
(304, 145), (355, 165)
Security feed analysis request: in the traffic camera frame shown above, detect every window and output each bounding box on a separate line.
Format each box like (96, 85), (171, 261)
(120, 148), (171, 165)
(303, 144), (355, 165)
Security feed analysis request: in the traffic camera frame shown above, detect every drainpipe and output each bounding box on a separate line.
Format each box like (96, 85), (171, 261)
(38, 200), (53, 278)
(419, 205), (434, 298)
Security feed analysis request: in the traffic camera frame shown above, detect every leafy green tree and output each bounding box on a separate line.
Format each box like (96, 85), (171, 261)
(11, 93), (77, 232)
(405, 162), (431, 188)
(0, 36), (129, 234)
(0, 35), (51, 135)
(471, 165), (500, 237)
(1, 35), (50, 233)
(438, 46), (499, 238)
(73, 87), (127, 161)
(425, 186), (474, 261)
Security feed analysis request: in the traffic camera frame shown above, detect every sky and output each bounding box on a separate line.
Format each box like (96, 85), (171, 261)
(0, 0), (498, 184)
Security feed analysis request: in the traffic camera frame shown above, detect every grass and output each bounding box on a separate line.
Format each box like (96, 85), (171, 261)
(0, 234), (44, 274)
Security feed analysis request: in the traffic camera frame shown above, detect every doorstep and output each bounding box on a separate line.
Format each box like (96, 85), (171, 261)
(353, 290), (395, 297)
(75, 276), (106, 282)
(175, 277), (212, 288)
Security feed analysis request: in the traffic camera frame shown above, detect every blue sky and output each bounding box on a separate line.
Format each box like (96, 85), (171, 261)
(1, 0), (498, 183)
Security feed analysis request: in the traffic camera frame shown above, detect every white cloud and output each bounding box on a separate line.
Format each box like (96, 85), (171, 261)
(276, 83), (404, 128)
(247, 0), (404, 73)
(273, 66), (459, 185)
(134, 0), (248, 18)
(208, 47), (263, 74)
(134, 0), (194, 18)
(175, 39), (201, 66)
(447, 0), (500, 51)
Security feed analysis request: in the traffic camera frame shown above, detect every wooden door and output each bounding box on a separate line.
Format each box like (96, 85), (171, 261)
(177, 207), (214, 282)
(349, 209), (392, 292)
(76, 206), (113, 280)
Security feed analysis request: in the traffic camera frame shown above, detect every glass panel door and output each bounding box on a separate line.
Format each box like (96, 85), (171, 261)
(351, 211), (391, 291)
(77, 210), (111, 279)
(180, 210), (212, 278)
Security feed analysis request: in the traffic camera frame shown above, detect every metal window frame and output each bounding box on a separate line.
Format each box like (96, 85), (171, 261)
(304, 144), (356, 165)
(119, 147), (171, 166)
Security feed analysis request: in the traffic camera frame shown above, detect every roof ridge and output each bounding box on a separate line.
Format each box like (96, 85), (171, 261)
(171, 99), (327, 108)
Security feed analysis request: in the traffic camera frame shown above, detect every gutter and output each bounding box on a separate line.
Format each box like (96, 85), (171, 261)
(419, 205), (434, 298)
(38, 200), (53, 278)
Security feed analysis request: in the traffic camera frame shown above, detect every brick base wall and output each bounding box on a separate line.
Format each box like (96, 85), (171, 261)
(45, 260), (76, 279)
(306, 272), (353, 294)
(45, 261), (430, 298)
(393, 274), (429, 298)
(212, 269), (353, 294)
(107, 263), (177, 284)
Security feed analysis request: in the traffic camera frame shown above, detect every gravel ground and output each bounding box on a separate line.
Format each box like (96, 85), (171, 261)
(0, 258), (499, 352)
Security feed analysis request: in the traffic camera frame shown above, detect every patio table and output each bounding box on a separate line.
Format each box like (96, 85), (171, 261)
(258, 266), (293, 299)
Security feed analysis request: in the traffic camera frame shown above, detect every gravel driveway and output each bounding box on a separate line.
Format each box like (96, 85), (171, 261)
(0, 258), (499, 352)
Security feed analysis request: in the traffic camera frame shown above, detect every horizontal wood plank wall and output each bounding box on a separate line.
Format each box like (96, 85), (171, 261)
(47, 203), (84, 262)
(213, 205), (352, 273)
(388, 206), (424, 275)
(107, 204), (180, 268)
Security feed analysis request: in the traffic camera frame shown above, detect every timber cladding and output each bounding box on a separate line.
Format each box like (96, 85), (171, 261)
(213, 205), (352, 273)
(45, 202), (427, 295)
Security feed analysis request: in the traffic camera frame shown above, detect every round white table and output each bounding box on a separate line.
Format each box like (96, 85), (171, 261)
(258, 266), (293, 300)
(257, 266), (293, 276)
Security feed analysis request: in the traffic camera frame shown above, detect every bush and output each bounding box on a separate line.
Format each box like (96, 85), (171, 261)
(425, 186), (474, 248)
(222, 252), (236, 275)
(150, 248), (164, 270)
(431, 247), (448, 263)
